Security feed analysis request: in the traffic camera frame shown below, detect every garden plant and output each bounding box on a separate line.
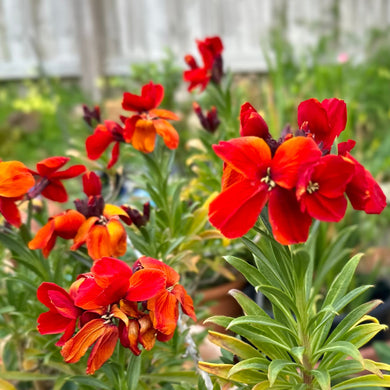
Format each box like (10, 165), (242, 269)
(0, 35), (389, 390)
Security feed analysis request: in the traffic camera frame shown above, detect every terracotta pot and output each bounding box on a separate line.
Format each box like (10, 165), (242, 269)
(199, 276), (246, 333)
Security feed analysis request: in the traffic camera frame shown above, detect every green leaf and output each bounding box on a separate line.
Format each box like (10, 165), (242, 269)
(207, 331), (263, 359)
(311, 368), (331, 390)
(227, 357), (269, 377)
(142, 372), (198, 384)
(229, 289), (266, 316)
(322, 253), (363, 308)
(127, 353), (141, 390)
(268, 359), (297, 386)
(316, 340), (362, 364)
(69, 376), (111, 389)
(0, 371), (57, 381)
(332, 374), (390, 389)
(224, 256), (263, 288)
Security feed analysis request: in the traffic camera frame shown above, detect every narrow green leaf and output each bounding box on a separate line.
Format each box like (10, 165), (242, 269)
(142, 372), (198, 384)
(127, 353), (141, 390)
(333, 374), (390, 389)
(0, 371), (56, 381)
(69, 376), (111, 389)
(268, 359), (297, 386)
(227, 357), (269, 377)
(224, 256), (263, 288)
(316, 340), (362, 364)
(311, 368), (331, 390)
(207, 331), (263, 359)
(229, 289), (266, 316)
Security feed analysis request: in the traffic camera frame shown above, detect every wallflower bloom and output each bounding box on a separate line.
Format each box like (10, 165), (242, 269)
(37, 282), (82, 346)
(122, 82), (179, 153)
(209, 136), (322, 244)
(28, 209), (86, 257)
(297, 98), (347, 153)
(134, 256), (196, 337)
(0, 160), (35, 227)
(72, 172), (131, 260)
(296, 155), (355, 222)
(184, 36), (224, 92)
(86, 120), (126, 168)
(28, 156), (86, 202)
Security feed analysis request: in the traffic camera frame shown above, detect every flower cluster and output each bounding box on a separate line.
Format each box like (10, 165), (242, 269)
(209, 98), (387, 244)
(37, 256), (195, 374)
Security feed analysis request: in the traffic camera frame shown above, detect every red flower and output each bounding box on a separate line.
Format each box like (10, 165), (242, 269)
(208, 136), (322, 244)
(86, 121), (126, 168)
(297, 98), (347, 153)
(240, 102), (270, 139)
(0, 160), (35, 227)
(37, 282), (82, 346)
(28, 209), (86, 257)
(193, 102), (220, 133)
(74, 257), (166, 311)
(338, 140), (387, 214)
(29, 157), (86, 202)
(184, 36), (224, 92)
(134, 256), (196, 337)
(122, 82), (179, 153)
(296, 155), (355, 222)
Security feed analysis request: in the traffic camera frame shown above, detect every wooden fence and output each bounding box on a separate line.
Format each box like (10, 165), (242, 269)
(1, 0), (390, 99)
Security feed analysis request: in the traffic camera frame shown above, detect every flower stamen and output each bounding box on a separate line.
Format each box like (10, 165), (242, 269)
(307, 181), (320, 194)
(260, 167), (276, 191)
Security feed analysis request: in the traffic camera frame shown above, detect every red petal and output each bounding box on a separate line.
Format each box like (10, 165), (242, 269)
(107, 142), (120, 169)
(37, 311), (72, 334)
(123, 115), (141, 142)
(91, 257), (132, 289)
(137, 256), (179, 286)
(41, 180), (68, 202)
(71, 217), (99, 250)
(363, 173), (387, 214)
(149, 109), (179, 121)
(48, 289), (80, 319)
(28, 221), (55, 251)
(0, 197), (22, 227)
(153, 119), (179, 150)
(321, 98), (347, 139)
(126, 269), (166, 301)
(240, 102), (269, 138)
(208, 178), (268, 239)
(56, 319), (78, 346)
(86, 324), (118, 375)
(213, 137), (271, 180)
(86, 125), (114, 160)
(50, 164), (86, 179)
(36, 157), (69, 177)
(82, 172), (102, 196)
(141, 82), (164, 109)
(268, 187), (312, 245)
(37, 282), (70, 311)
(272, 137), (321, 189)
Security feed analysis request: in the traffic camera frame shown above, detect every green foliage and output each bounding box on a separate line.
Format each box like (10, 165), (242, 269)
(199, 222), (390, 388)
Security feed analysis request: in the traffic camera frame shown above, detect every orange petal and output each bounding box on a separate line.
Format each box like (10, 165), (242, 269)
(111, 304), (129, 327)
(149, 109), (179, 121)
(86, 225), (112, 260)
(61, 318), (106, 364)
(137, 256), (179, 286)
(54, 210), (86, 239)
(131, 119), (156, 153)
(106, 219), (127, 257)
(71, 217), (98, 251)
(28, 221), (55, 251)
(172, 284), (196, 321)
(127, 319), (142, 355)
(0, 161), (35, 197)
(147, 290), (178, 335)
(86, 324), (118, 375)
(138, 315), (156, 350)
(153, 119), (179, 150)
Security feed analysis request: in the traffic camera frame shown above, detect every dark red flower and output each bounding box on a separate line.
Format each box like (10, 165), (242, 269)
(82, 104), (101, 127)
(28, 157), (86, 202)
(183, 36), (224, 92)
(193, 102), (220, 133)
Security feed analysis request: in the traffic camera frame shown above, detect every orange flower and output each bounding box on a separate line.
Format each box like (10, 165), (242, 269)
(71, 204), (129, 260)
(0, 160), (35, 227)
(29, 210), (86, 257)
(122, 82), (179, 153)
